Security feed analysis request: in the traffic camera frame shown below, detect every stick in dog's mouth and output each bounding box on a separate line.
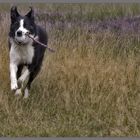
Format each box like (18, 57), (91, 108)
(25, 32), (55, 53)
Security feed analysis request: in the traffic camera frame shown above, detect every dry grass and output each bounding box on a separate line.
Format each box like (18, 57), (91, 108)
(0, 3), (140, 136)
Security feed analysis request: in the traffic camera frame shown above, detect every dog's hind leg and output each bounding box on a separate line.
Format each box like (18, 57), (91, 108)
(18, 67), (30, 89)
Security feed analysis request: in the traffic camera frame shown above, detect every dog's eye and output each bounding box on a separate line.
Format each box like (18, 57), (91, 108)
(30, 26), (34, 30)
(29, 26), (34, 32)
(14, 21), (19, 26)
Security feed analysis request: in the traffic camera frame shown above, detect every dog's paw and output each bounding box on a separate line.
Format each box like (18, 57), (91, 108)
(23, 88), (29, 99)
(11, 82), (18, 91)
(15, 89), (22, 96)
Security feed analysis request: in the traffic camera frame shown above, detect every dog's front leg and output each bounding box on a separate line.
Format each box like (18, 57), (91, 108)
(10, 63), (18, 91)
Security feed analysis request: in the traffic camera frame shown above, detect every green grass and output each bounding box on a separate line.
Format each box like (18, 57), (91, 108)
(0, 3), (140, 136)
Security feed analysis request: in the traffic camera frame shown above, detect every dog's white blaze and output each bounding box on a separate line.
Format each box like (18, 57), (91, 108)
(20, 19), (24, 27)
(18, 19), (28, 34)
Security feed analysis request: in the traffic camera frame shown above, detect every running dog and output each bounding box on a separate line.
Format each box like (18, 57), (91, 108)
(9, 6), (48, 98)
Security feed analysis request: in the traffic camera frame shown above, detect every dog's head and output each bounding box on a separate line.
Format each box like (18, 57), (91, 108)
(9, 6), (36, 45)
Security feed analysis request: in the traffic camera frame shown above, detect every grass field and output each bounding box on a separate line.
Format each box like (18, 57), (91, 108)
(0, 3), (140, 136)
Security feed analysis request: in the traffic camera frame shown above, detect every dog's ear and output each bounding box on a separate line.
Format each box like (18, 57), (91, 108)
(25, 7), (34, 21)
(11, 6), (19, 22)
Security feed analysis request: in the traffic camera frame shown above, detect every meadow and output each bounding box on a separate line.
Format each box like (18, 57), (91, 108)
(0, 3), (140, 136)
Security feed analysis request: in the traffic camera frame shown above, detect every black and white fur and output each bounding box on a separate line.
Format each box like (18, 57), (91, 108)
(9, 6), (48, 98)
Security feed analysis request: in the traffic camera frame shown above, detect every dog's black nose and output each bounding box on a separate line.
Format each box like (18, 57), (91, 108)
(17, 31), (22, 37)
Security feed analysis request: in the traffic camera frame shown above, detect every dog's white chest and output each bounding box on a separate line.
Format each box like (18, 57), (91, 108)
(10, 43), (34, 65)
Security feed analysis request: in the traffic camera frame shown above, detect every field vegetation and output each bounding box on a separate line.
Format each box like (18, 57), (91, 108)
(0, 3), (140, 136)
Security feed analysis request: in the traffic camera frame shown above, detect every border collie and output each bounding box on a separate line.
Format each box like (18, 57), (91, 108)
(9, 6), (48, 98)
